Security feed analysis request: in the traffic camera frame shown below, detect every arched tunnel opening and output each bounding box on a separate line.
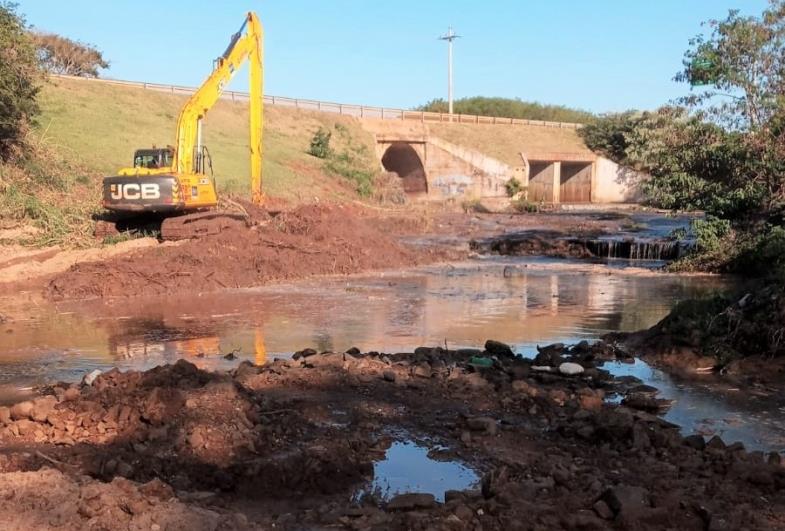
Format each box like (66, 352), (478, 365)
(381, 142), (428, 195)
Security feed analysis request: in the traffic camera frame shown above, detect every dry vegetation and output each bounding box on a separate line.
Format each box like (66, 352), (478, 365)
(428, 122), (593, 166)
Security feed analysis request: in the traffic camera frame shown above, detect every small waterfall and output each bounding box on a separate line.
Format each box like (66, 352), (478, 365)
(580, 238), (684, 261)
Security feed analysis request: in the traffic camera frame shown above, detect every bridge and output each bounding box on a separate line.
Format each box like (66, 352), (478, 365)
(369, 121), (641, 204)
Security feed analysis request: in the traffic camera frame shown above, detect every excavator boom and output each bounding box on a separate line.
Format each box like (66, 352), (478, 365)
(174, 12), (264, 203)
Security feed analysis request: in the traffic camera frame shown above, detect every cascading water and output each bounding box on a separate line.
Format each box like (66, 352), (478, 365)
(580, 238), (687, 261)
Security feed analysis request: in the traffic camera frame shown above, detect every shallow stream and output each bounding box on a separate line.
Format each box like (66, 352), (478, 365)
(2, 258), (784, 455)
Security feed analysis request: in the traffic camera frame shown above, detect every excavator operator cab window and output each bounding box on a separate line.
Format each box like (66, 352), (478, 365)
(133, 149), (174, 169)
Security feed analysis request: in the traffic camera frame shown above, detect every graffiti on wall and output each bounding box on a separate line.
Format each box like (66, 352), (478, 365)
(431, 174), (474, 197)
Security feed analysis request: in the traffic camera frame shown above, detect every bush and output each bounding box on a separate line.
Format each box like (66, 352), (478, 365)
(693, 216), (731, 252)
(308, 127), (332, 159)
(511, 198), (539, 213)
(504, 177), (523, 198)
(0, 2), (40, 159)
(461, 198), (492, 214)
(316, 125), (378, 197)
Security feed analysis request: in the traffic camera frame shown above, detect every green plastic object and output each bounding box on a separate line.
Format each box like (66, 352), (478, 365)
(468, 356), (494, 367)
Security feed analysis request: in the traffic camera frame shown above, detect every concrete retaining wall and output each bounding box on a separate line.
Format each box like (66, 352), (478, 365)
(594, 157), (645, 203)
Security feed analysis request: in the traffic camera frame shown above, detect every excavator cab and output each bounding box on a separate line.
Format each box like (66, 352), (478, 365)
(133, 148), (174, 169)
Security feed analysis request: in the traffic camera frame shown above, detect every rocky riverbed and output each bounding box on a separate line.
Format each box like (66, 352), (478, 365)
(0, 340), (783, 530)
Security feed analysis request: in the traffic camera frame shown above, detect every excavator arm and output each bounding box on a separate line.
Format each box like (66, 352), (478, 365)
(173, 12), (264, 204)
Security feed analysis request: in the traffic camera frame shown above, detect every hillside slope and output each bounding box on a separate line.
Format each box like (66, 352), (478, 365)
(37, 76), (378, 201)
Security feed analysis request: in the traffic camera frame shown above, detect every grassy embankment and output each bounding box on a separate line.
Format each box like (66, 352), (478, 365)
(1, 76), (380, 247)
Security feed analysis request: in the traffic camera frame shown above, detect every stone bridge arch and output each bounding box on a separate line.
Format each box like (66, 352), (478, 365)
(379, 141), (428, 195)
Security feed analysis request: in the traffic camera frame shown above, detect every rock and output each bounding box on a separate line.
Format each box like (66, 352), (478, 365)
(63, 387), (80, 402)
(593, 500), (614, 520)
(458, 372), (489, 389)
(82, 369), (102, 386)
(683, 434), (706, 451)
(460, 430), (472, 444)
(31, 396), (57, 422)
(15, 419), (35, 435)
(383, 370), (396, 382)
(484, 340), (514, 358)
(578, 391), (603, 411)
(511, 380), (539, 397)
(726, 441), (745, 453)
(345, 347), (361, 356)
(386, 493), (436, 511)
(305, 352), (343, 369)
(414, 346), (436, 357)
(558, 362), (584, 376)
(601, 485), (650, 517)
(412, 363), (432, 378)
(116, 461), (134, 478)
(572, 340), (591, 353)
(628, 384), (659, 396)
(549, 389), (568, 406)
(622, 394), (671, 413)
(706, 435), (726, 450)
(9, 401), (34, 421)
(467, 417), (498, 436)
(292, 348), (317, 360)
(187, 430), (205, 449)
(223, 351), (237, 360)
(539, 342), (565, 353)
(531, 366), (552, 372)
(453, 504), (474, 522)
(444, 490), (465, 503)
(0, 406), (10, 425)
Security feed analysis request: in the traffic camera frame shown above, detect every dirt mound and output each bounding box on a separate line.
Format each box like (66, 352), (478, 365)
(47, 203), (447, 300)
(0, 468), (245, 530)
(1, 342), (785, 529)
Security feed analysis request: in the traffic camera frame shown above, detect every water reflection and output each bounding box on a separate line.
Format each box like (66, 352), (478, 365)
(0, 260), (725, 390)
(607, 359), (785, 453)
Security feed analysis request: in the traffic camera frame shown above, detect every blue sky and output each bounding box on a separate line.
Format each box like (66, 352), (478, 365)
(20, 0), (769, 113)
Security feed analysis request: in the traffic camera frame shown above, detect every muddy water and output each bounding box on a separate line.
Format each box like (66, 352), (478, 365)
(11, 257), (785, 453)
(0, 260), (721, 389)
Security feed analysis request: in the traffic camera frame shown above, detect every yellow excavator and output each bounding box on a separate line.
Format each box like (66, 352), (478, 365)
(100, 12), (263, 240)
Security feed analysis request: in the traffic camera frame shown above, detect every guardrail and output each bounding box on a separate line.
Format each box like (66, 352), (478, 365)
(51, 74), (582, 129)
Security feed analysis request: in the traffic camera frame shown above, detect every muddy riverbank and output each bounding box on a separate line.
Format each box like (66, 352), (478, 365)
(1, 342), (784, 530)
(0, 203), (677, 301)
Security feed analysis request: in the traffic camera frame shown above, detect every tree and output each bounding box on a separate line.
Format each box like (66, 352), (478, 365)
(32, 32), (108, 77)
(0, 2), (39, 159)
(416, 96), (594, 123)
(676, 3), (785, 130)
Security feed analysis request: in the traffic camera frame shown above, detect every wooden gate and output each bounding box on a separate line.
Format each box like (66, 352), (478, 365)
(559, 163), (592, 203)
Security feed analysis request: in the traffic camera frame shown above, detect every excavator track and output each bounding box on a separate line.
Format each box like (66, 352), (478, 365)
(160, 211), (250, 241)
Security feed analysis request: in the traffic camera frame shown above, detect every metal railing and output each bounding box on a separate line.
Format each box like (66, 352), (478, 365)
(51, 74), (582, 129)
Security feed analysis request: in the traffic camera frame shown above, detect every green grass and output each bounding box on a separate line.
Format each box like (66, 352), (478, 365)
(427, 122), (593, 166)
(36, 77), (379, 202)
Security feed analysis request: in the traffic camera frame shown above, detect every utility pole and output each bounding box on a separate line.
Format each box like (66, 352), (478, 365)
(439, 26), (461, 121)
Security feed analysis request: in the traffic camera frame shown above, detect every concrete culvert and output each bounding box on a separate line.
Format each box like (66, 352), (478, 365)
(381, 142), (428, 195)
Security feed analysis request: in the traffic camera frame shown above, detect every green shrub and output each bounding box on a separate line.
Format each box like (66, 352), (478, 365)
(0, 3), (40, 159)
(693, 216), (731, 252)
(308, 127), (332, 159)
(511, 198), (539, 213)
(504, 177), (523, 198)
